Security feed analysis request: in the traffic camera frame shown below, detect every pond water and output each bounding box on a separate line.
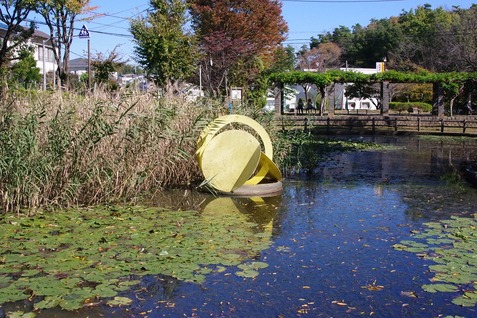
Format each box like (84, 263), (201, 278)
(2, 135), (477, 317)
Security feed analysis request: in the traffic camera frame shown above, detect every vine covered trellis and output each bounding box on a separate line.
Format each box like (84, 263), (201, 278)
(269, 70), (477, 117)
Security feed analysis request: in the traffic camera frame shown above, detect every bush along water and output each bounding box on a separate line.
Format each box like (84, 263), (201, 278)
(0, 90), (225, 214)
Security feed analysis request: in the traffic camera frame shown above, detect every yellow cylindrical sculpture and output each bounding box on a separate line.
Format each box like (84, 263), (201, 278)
(200, 130), (261, 192)
(197, 115), (282, 195)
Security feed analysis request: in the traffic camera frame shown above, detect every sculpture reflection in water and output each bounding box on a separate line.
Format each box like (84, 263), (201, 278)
(96, 195), (283, 317)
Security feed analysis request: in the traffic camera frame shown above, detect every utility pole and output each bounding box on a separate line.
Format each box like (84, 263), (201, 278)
(88, 38), (91, 90)
(42, 39), (47, 90)
(78, 25), (91, 90)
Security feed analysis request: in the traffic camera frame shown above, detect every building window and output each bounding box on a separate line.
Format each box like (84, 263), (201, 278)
(37, 45), (55, 63)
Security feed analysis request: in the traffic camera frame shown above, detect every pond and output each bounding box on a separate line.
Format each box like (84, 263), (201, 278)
(2, 135), (477, 317)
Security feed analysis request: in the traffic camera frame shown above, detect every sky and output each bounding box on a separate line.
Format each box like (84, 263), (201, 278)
(31, 0), (476, 64)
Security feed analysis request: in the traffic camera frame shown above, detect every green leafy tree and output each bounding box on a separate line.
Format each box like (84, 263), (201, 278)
(448, 4), (477, 72)
(91, 47), (125, 88)
(396, 4), (455, 72)
(350, 18), (401, 68)
(11, 49), (41, 88)
(0, 0), (37, 94)
(130, 0), (198, 92)
(267, 45), (295, 74)
(0, 0), (37, 68)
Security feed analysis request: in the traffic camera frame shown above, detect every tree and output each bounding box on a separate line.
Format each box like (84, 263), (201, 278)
(11, 49), (41, 88)
(0, 0), (37, 94)
(0, 0), (36, 68)
(188, 0), (288, 97)
(345, 82), (382, 109)
(36, 0), (96, 90)
(396, 4), (455, 72)
(91, 47), (125, 88)
(448, 5), (477, 72)
(131, 0), (198, 92)
(267, 45), (295, 74)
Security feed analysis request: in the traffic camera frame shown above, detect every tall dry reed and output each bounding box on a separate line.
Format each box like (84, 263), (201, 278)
(0, 89), (226, 214)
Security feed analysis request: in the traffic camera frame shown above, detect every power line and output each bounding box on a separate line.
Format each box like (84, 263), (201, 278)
(282, 0), (404, 2)
(26, 18), (133, 39)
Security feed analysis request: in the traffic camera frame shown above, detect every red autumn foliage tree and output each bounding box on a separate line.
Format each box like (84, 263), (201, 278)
(188, 0), (288, 97)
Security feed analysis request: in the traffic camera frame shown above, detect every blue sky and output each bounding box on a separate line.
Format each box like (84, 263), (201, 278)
(32, 0), (476, 64)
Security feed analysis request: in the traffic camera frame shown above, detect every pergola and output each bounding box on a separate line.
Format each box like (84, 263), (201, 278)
(269, 70), (477, 117)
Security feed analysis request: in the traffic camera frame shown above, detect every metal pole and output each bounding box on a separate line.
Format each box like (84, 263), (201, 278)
(199, 64), (202, 96)
(87, 38), (91, 90)
(42, 40), (46, 90)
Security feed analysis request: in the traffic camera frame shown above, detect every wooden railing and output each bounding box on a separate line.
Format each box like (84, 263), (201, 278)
(275, 114), (477, 135)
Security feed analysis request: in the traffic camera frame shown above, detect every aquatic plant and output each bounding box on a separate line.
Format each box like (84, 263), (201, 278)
(394, 215), (477, 307)
(0, 203), (273, 311)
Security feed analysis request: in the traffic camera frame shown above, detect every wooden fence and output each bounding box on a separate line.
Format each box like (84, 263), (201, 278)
(275, 115), (477, 135)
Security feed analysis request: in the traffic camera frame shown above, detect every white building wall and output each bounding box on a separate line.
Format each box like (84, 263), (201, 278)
(339, 68), (379, 110)
(35, 44), (56, 74)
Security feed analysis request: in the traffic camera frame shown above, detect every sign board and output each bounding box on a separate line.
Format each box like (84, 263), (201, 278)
(376, 62), (385, 73)
(231, 88), (242, 101)
(78, 25), (90, 39)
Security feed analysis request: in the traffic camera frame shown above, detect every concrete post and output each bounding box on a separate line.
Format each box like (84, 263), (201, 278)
(380, 81), (390, 115)
(327, 84), (335, 118)
(432, 82), (445, 117)
(274, 82), (283, 115)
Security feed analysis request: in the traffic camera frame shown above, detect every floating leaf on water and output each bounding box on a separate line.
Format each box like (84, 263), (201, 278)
(107, 296), (133, 307)
(392, 244), (410, 251)
(215, 266), (227, 273)
(395, 216), (477, 306)
(34, 296), (62, 310)
(422, 283), (459, 293)
(94, 284), (118, 298)
(331, 300), (347, 306)
(192, 274), (206, 283)
(0, 204), (274, 310)
(452, 294), (477, 307)
(0, 284), (27, 304)
(400, 291), (418, 298)
(4, 311), (36, 318)
(235, 269), (259, 278)
(364, 284), (384, 291)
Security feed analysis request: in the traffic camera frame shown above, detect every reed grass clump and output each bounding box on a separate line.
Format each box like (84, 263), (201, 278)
(0, 90), (224, 213)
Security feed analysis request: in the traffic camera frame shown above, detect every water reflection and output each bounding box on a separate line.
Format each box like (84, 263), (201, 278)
(312, 136), (477, 187)
(199, 195), (281, 230)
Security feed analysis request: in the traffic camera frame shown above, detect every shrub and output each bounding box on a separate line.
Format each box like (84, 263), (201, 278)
(390, 101), (433, 113)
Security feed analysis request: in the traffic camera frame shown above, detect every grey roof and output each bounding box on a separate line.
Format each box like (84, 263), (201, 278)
(0, 22), (49, 39)
(70, 58), (88, 70)
(33, 29), (49, 39)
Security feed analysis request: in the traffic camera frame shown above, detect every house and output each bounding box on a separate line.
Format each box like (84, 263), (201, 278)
(336, 67), (380, 110)
(69, 58), (88, 76)
(265, 86), (298, 112)
(0, 22), (55, 76)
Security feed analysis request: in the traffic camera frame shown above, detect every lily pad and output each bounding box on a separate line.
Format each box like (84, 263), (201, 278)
(0, 203), (273, 310)
(395, 216), (477, 306)
(107, 296), (133, 307)
(422, 284), (459, 293)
